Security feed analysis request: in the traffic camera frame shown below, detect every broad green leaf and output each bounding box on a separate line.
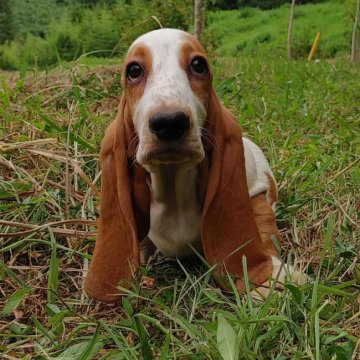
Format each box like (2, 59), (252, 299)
(2, 287), (32, 317)
(122, 296), (134, 317)
(55, 340), (104, 360)
(217, 313), (237, 360)
(318, 284), (351, 297)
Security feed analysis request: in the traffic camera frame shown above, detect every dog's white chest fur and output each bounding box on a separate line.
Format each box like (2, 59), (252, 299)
(147, 165), (202, 257)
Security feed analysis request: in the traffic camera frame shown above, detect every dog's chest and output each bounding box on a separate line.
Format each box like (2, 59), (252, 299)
(147, 166), (202, 257)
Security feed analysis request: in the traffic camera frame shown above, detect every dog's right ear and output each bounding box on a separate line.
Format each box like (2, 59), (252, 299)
(200, 89), (274, 293)
(84, 97), (148, 303)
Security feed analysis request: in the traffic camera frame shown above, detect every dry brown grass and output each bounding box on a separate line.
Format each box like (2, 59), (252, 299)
(1, 58), (359, 358)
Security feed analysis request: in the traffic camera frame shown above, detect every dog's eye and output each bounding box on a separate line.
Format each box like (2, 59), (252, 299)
(190, 57), (208, 76)
(127, 63), (143, 82)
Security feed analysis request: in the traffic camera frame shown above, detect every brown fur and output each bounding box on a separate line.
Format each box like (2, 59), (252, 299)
(179, 37), (213, 105)
(200, 90), (274, 292)
(251, 192), (281, 254)
(122, 44), (152, 110)
(266, 172), (278, 206)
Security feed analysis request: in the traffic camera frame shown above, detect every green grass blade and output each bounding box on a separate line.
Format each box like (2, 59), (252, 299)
(77, 323), (102, 360)
(47, 227), (58, 304)
(134, 316), (153, 360)
(99, 320), (134, 360)
(324, 214), (334, 254)
(159, 331), (170, 360)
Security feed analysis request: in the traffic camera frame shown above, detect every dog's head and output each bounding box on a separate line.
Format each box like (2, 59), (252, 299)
(121, 28), (212, 168)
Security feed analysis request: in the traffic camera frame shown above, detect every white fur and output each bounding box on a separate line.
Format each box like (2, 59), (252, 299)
(243, 137), (278, 209)
(148, 165), (202, 257)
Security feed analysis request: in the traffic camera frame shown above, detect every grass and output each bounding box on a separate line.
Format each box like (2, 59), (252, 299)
(0, 52), (359, 359)
(208, 0), (353, 58)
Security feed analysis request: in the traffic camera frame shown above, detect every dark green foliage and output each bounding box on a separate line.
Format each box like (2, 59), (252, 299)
(208, 0), (239, 10)
(0, 0), (14, 44)
(0, 0), (193, 70)
(12, 0), (62, 38)
(239, 0), (289, 9)
(80, 7), (119, 56)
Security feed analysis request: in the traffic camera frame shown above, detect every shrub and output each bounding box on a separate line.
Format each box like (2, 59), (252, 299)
(48, 18), (82, 62)
(80, 7), (119, 56)
(0, 41), (22, 70)
(0, 34), (57, 70)
(254, 32), (272, 44)
(0, 0), (14, 44)
(0, 0), (194, 70)
(112, 0), (193, 53)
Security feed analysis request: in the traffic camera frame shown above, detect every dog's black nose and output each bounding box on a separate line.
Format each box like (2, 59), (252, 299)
(149, 111), (190, 142)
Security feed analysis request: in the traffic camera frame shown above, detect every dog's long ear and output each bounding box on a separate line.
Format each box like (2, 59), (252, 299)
(200, 90), (273, 291)
(84, 97), (149, 303)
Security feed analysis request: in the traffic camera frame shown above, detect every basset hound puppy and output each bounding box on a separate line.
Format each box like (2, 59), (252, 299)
(85, 29), (305, 303)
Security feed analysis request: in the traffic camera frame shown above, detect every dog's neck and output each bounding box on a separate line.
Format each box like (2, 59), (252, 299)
(148, 164), (196, 206)
(145, 163), (202, 257)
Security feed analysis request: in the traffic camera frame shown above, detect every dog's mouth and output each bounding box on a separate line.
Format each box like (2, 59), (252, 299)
(142, 146), (204, 165)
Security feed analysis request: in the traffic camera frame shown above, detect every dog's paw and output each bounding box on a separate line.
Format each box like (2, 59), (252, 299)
(250, 256), (308, 300)
(139, 237), (157, 265)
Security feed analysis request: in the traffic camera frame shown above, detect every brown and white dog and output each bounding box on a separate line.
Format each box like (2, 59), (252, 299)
(84, 29), (304, 303)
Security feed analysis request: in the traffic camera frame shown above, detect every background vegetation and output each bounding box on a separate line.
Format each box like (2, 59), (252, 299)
(1, 0), (359, 359)
(0, 0), (358, 70)
(209, 1), (352, 57)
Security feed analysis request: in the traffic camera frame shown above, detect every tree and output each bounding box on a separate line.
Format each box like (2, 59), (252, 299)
(0, 0), (14, 44)
(194, 0), (202, 39)
(351, 0), (360, 62)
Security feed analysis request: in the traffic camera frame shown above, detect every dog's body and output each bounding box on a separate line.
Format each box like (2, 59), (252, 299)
(147, 137), (276, 259)
(85, 29), (304, 303)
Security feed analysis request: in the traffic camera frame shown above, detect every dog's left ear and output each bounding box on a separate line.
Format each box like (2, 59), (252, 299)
(200, 90), (273, 291)
(84, 97), (150, 303)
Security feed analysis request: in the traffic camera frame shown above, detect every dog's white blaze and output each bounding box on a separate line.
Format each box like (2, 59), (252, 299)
(128, 30), (207, 257)
(130, 29), (207, 164)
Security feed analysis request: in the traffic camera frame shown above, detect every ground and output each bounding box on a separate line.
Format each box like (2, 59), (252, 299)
(0, 56), (359, 359)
